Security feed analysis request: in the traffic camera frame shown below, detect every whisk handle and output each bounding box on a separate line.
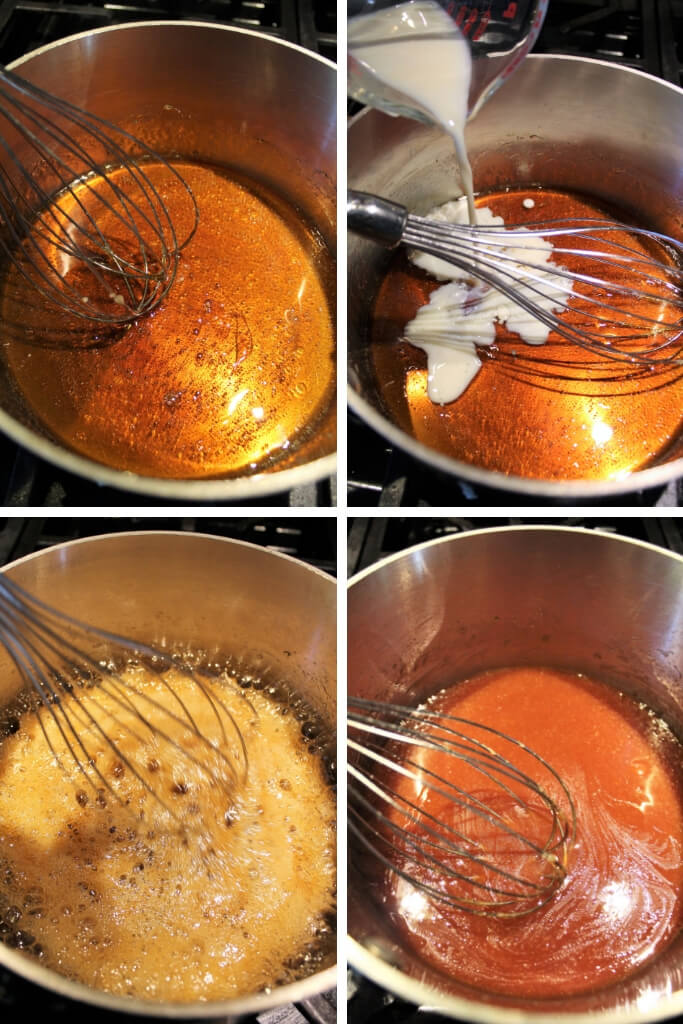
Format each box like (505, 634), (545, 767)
(347, 190), (408, 247)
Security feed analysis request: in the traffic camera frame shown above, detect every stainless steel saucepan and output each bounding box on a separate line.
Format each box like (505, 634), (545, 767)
(0, 530), (336, 1017)
(0, 23), (336, 501)
(348, 526), (683, 1022)
(348, 56), (683, 500)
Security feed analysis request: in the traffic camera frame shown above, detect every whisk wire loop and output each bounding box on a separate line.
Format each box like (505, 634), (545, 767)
(349, 695), (575, 918)
(412, 217), (683, 315)
(0, 602), (135, 809)
(351, 708), (569, 857)
(403, 218), (683, 362)
(348, 190), (683, 368)
(350, 736), (549, 872)
(0, 67), (199, 324)
(349, 772), (554, 910)
(0, 575), (249, 832)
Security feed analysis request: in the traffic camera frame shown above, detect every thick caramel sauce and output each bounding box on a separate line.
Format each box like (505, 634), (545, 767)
(0, 161), (335, 478)
(0, 666), (336, 1002)
(384, 667), (683, 998)
(371, 189), (683, 480)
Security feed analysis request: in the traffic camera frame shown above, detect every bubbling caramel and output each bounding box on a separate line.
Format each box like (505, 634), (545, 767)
(0, 665), (336, 1002)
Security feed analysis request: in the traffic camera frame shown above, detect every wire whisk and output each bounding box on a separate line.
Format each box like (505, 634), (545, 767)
(0, 67), (199, 325)
(349, 696), (575, 918)
(0, 575), (248, 836)
(348, 190), (683, 368)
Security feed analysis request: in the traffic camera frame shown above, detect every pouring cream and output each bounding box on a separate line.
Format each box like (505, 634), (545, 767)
(348, 0), (476, 223)
(349, 0), (573, 403)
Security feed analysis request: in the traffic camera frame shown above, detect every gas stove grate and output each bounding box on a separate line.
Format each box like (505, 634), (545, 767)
(347, 972), (443, 1024)
(0, 0), (338, 62)
(0, 515), (337, 575)
(661, 0), (683, 86)
(534, 0), (659, 74)
(297, 0), (335, 60)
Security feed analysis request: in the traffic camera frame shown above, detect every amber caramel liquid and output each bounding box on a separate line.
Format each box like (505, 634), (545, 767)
(0, 161), (335, 479)
(370, 189), (683, 481)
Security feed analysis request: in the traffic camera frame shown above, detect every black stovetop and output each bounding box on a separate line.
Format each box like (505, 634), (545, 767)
(0, 0), (336, 64)
(347, 514), (683, 574)
(348, 0), (683, 508)
(0, 516), (337, 1023)
(0, 0), (336, 507)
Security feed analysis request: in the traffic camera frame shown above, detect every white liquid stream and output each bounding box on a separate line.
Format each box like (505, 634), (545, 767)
(349, 0), (476, 223)
(350, 0), (572, 403)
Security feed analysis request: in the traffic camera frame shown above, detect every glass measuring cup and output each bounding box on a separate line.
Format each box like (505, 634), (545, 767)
(348, 0), (549, 122)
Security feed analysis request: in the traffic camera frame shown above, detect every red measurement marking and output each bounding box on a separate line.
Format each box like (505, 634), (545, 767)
(463, 9), (478, 34)
(472, 8), (491, 39)
(451, 5), (484, 35)
(503, 1), (517, 17)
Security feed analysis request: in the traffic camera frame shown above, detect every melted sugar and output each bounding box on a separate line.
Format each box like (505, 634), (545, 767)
(0, 161), (336, 479)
